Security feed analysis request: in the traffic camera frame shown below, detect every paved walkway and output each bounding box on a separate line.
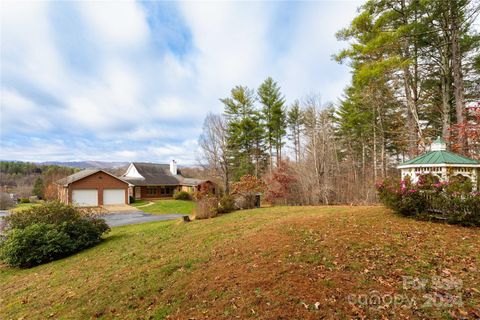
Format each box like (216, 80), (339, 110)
(134, 201), (155, 208)
(100, 211), (186, 227)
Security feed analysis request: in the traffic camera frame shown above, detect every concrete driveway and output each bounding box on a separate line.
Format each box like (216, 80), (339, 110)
(100, 211), (186, 227)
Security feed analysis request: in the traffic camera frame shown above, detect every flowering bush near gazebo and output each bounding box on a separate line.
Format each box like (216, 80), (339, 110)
(378, 137), (480, 226)
(376, 176), (480, 226)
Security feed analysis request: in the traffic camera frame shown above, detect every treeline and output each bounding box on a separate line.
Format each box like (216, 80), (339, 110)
(199, 77), (376, 204)
(0, 161), (78, 198)
(199, 0), (479, 204)
(335, 0), (480, 162)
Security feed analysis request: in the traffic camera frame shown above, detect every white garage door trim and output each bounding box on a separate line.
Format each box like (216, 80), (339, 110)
(72, 189), (98, 207)
(103, 189), (125, 205)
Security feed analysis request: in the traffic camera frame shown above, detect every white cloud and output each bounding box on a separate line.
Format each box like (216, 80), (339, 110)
(1, 2), (66, 91)
(145, 139), (199, 164)
(0, 89), (52, 132)
(77, 1), (149, 49)
(1, 0), (362, 163)
(179, 2), (272, 98)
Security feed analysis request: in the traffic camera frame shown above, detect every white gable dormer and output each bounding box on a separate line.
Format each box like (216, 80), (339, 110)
(123, 163), (144, 179)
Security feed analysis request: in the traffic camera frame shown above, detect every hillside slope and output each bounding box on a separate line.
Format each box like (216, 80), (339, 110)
(1, 206), (479, 319)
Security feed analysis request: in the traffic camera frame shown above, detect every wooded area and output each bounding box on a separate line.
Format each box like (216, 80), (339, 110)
(199, 0), (480, 204)
(0, 162), (77, 199)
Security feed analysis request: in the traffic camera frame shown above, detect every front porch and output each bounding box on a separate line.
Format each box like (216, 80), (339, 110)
(130, 185), (180, 200)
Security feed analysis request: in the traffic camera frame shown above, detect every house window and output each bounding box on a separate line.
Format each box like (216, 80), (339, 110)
(147, 187), (157, 195)
(160, 186), (174, 195)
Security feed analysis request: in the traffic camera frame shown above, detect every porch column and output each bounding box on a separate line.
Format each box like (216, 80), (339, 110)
(441, 166), (448, 183)
(472, 168), (478, 192)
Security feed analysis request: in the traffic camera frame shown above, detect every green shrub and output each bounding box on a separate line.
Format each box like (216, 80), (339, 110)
(0, 223), (74, 268)
(0, 201), (110, 268)
(174, 191), (192, 201)
(6, 201), (84, 229)
(445, 176), (473, 193)
(19, 198), (30, 204)
(217, 195), (236, 214)
(129, 196), (135, 204)
(430, 192), (480, 226)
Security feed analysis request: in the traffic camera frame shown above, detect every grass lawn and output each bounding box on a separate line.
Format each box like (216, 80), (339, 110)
(130, 199), (149, 207)
(133, 199), (196, 215)
(9, 202), (39, 213)
(1, 206), (479, 319)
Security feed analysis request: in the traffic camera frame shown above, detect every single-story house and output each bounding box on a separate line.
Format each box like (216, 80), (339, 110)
(56, 169), (130, 206)
(121, 161), (214, 200)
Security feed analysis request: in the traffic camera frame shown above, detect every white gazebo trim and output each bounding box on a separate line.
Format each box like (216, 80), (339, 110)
(397, 163), (480, 169)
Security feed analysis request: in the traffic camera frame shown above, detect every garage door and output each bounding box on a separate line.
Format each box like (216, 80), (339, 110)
(103, 189), (125, 205)
(72, 189), (98, 207)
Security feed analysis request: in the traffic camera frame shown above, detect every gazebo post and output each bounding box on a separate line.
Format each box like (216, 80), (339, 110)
(472, 169), (478, 192)
(441, 167), (448, 183)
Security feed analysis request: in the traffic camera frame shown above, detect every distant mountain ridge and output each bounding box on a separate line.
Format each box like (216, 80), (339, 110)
(40, 161), (129, 169)
(1, 160), (193, 170)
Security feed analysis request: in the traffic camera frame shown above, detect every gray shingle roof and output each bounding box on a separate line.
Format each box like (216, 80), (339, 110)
(122, 162), (208, 187)
(56, 169), (100, 186)
(56, 169), (129, 186)
(180, 177), (208, 186)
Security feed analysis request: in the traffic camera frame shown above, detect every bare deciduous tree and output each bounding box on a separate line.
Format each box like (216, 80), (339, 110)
(198, 113), (231, 194)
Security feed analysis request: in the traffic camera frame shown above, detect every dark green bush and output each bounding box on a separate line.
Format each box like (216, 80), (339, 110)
(0, 223), (74, 268)
(217, 195), (236, 214)
(6, 201), (84, 228)
(19, 198), (30, 204)
(0, 201), (110, 268)
(445, 175), (473, 193)
(129, 196), (135, 204)
(174, 191), (192, 201)
(430, 192), (480, 226)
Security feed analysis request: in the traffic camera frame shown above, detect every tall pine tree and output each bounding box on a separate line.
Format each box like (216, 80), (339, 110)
(257, 77), (286, 169)
(221, 86), (266, 179)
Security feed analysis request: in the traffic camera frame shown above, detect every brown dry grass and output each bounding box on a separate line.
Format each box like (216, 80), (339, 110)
(1, 206), (479, 319)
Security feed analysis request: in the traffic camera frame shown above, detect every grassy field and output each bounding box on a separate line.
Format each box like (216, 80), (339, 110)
(132, 199), (196, 215)
(1, 206), (479, 319)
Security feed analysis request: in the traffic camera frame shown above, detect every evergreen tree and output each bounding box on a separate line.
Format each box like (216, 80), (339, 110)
(257, 77), (286, 168)
(221, 85), (266, 180)
(32, 177), (44, 199)
(287, 100), (303, 162)
(336, 0), (479, 157)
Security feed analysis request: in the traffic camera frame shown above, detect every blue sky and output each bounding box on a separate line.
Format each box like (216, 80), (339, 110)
(1, 1), (362, 164)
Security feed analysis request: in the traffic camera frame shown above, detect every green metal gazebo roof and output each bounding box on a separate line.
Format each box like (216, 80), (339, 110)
(400, 150), (480, 166)
(398, 136), (480, 166)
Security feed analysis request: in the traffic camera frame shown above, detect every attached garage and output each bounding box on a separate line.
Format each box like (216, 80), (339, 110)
(57, 170), (130, 206)
(72, 189), (98, 207)
(103, 189), (125, 205)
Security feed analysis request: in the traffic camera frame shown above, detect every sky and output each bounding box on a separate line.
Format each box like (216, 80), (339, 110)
(0, 0), (362, 164)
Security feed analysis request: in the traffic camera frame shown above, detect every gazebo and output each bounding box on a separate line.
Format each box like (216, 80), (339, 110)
(397, 137), (480, 191)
